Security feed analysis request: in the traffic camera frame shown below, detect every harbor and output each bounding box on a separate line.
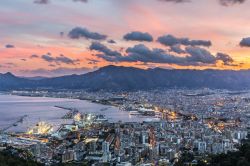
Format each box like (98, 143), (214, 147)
(0, 94), (146, 133)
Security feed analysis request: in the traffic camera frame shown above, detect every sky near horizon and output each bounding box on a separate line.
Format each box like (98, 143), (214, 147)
(1, 0), (250, 77)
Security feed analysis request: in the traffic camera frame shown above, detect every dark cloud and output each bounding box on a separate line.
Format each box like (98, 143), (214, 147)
(33, 0), (246, 6)
(124, 45), (225, 65)
(48, 64), (56, 67)
(169, 45), (186, 54)
(124, 44), (184, 64)
(34, 0), (87, 4)
(240, 37), (250, 47)
(188, 40), (212, 47)
(41, 54), (54, 62)
(123, 31), (153, 42)
(34, 0), (49, 4)
(107, 39), (116, 44)
(158, 0), (190, 3)
(87, 58), (100, 65)
(185, 47), (234, 65)
(219, 0), (246, 6)
(216, 52), (234, 65)
(158, 0), (246, 6)
(41, 53), (80, 65)
(89, 42), (122, 62)
(60, 32), (64, 37)
(30, 54), (39, 58)
(157, 34), (212, 47)
(56, 54), (80, 65)
(5, 44), (15, 48)
(68, 27), (107, 40)
(90, 42), (234, 66)
(73, 0), (88, 3)
(185, 46), (216, 64)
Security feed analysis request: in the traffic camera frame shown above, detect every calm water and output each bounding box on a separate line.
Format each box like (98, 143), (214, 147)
(0, 94), (144, 132)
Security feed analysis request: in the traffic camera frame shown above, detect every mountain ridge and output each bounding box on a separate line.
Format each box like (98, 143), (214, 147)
(1, 65), (250, 91)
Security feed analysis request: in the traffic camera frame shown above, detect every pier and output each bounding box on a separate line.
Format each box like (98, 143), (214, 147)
(55, 106), (80, 119)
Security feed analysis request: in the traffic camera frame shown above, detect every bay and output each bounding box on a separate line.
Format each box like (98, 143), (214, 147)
(0, 94), (144, 132)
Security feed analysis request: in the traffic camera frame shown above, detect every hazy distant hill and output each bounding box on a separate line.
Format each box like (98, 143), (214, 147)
(0, 72), (32, 90)
(22, 76), (48, 80)
(1, 65), (250, 91)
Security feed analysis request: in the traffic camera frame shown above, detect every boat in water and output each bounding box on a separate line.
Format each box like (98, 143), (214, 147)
(96, 114), (108, 122)
(129, 111), (141, 115)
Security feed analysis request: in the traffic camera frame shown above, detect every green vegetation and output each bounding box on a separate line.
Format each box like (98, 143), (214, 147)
(175, 139), (250, 166)
(1, 138), (250, 166)
(0, 151), (42, 166)
(209, 141), (250, 166)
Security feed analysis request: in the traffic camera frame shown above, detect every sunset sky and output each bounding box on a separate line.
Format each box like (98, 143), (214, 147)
(1, 0), (250, 77)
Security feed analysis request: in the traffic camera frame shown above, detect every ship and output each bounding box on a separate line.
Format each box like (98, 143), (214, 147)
(129, 111), (141, 115)
(96, 114), (108, 122)
(138, 108), (156, 116)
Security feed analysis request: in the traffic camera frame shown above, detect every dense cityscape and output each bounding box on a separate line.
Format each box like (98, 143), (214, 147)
(2, 0), (250, 165)
(0, 89), (249, 165)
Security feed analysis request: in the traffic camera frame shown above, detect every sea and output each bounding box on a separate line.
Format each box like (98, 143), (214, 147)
(0, 94), (144, 133)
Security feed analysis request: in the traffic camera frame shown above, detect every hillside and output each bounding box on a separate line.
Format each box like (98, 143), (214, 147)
(1, 66), (250, 91)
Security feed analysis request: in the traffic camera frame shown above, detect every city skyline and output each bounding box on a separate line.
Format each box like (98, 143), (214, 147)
(1, 0), (250, 76)
(1, 2), (250, 165)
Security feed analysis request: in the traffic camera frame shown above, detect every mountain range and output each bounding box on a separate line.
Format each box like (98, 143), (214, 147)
(1, 65), (250, 91)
